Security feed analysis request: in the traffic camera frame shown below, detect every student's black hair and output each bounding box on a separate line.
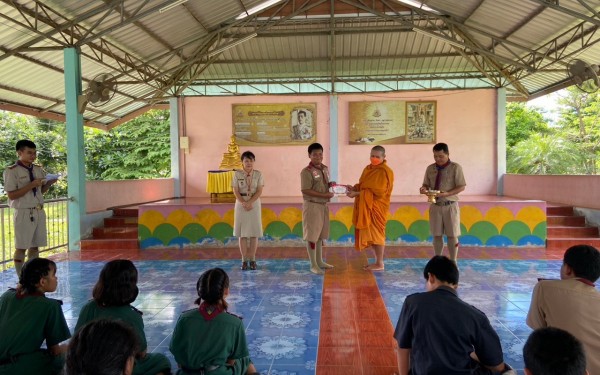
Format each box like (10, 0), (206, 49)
(308, 142), (323, 155)
(92, 259), (139, 306)
(19, 258), (56, 294)
(195, 267), (229, 309)
(371, 145), (386, 154)
(523, 327), (587, 375)
(16, 139), (36, 151)
(423, 255), (459, 285)
(66, 319), (139, 375)
(563, 244), (600, 282)
(432, 142), (449, 154)
(241, 151), (255, 161)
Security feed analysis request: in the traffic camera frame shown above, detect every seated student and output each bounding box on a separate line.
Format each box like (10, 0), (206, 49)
(526, 244), (600, 375)
(394, 256), (515, 375)
(0, 258), (71, 375)
(523, 327), (588, 375)
(170, 268), (259, 375)
(67, 319), (139, 375)
(74, 259), (171, 375)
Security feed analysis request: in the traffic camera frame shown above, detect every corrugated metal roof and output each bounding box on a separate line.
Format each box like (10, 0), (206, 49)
(1, 0), (600, 126)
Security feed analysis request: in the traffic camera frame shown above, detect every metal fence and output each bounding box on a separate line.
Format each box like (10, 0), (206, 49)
(1, 198), (69, 272)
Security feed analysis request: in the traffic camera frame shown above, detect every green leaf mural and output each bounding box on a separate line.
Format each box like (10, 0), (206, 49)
(533, 222), (547, 240)
(385, 220), (407, 241)
(152, 223), (180, 245)
(138, 225), (152, 241)
(329, 220), (351, 241)
(292, 222), (303, 238)
(181, 223), (208, 243)
(408, 220), (430, 241)
(467, 222), (499, 244)
(208, 222), (234, 243)
(501, 221), (532, 244)
(265, 221), (292, 239)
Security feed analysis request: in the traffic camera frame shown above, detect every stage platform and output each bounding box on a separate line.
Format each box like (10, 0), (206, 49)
(138, 195), (546, 249)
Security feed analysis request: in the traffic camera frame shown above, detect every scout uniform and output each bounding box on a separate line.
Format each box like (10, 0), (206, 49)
(300, 163), (331, 242)
(3, 162), (48, 249)
(75, 300), (172, 375)
(170, 306), (253, 375)
(422, 161), (466, 237)
(0, 288), (71, 375)
(232, 169), (264, 238)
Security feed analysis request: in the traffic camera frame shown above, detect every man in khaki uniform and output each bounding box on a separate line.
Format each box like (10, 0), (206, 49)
(3, 140), (57, 275)
(300, 142), (335, 274)
(526, 245), (600, 375)
(419, 143), (466, 263)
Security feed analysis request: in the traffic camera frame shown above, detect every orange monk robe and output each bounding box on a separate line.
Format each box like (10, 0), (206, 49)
(352, 160), (394, 251)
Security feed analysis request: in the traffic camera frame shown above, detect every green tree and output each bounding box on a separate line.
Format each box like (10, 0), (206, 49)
(507, 133), (586, 174)
(505, 102), (550, 148)
(84, 110), (171, 180)
(556, 87), (600, 174)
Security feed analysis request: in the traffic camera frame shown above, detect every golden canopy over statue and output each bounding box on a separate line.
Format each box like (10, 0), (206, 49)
(219, 135), (243, 170)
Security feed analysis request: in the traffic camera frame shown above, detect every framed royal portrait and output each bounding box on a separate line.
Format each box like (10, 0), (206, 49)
(405, 101), (436, 144)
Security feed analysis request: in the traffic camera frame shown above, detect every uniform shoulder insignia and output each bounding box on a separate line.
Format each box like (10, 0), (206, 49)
(130, 304), (144, 315)
(226, 311), (243, 320)
(182, 307), (196, 314)
(7, 164), (17, 169)
(8, 287), (16, 292)
(47, 297), (64, 306)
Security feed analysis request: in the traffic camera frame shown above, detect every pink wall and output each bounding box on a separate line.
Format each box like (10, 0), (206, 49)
(181, 90), (498, 197)
(504, 174), (600, 209)
(86, 179), (175, 213)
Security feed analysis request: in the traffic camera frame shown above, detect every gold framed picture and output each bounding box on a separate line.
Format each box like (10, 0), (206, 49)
(405, 101), (436, 144)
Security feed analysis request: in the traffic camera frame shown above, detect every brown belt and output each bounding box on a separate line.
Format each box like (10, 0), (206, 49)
(434, 201), (455, 206)
(306, 200), (327, 205)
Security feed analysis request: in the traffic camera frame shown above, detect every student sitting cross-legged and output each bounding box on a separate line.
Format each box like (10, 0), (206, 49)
(0, 258), (71, 375)
(74, 259), (171, 375)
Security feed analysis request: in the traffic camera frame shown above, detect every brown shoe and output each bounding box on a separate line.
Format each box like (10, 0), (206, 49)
(241, 261), (248, 270)
(249, 261), (257, 270)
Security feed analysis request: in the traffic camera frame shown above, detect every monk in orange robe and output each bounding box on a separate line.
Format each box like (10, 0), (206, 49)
(347, 145), (394, 271)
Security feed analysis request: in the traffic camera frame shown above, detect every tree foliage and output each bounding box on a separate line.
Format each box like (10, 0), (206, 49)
(505, 102), (550, 148)
(1, 109), (171, 201)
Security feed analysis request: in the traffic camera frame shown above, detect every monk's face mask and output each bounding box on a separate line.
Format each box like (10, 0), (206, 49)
(370, 157), (383, 166)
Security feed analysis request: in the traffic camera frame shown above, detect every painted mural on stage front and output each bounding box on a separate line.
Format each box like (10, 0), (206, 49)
(138, 203), (546, 249)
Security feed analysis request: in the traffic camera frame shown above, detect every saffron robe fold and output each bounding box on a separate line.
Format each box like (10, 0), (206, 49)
(352, 160), (394, 250)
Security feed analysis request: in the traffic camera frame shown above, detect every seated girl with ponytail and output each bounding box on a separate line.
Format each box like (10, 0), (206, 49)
(169, 268), (259, 375)
(74, 259), (171, 375)
(0, 258), (71, 375)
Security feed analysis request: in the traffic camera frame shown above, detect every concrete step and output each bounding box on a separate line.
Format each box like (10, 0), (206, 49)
(104, 216), (138, 227)
(547, 215), (586, 227)
(92, 226), (138, 239)
(546, 238), (600, 250)
(546, 206), (574, 216)
(547, 226), (599, 238)
(80, 238), (139, 251)
(113, 208), (139, 217)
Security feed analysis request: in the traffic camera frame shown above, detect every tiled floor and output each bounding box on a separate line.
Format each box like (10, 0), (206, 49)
(0, 246), (588, 375)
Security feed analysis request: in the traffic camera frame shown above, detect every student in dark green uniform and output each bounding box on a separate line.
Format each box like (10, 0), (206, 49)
(74, 260), (171, 375)
(170, 268), (259, 375)
(0, 258), (71, 375)
(67, 319), (138, 375)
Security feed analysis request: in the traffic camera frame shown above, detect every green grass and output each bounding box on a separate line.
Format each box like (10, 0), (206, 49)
(1, 199), (69, 271)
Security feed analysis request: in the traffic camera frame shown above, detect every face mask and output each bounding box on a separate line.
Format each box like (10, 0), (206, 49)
(370, 157), (383, 166)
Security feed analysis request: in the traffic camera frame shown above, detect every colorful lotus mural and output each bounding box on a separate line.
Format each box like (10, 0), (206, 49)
(138, 203), (546, 249)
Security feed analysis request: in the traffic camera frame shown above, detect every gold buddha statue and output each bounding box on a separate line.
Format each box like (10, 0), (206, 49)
(219, 135), (243, 170)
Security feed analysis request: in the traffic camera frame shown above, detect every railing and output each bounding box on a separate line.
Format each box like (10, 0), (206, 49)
(1, 197), (69, 272)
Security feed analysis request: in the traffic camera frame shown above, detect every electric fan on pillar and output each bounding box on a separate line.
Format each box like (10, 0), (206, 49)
(77, 73), (117, 113)
(566, 59), (599, 93)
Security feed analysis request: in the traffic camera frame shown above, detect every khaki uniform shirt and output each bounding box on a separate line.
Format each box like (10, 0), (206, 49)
(526, 278), (600, 375)
(3, 163), (46, 209)
(300, 164), (330, 203)
(422, 162), (466, 203)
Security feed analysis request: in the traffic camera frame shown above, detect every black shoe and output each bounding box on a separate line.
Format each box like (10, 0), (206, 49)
(241, 261), (248, 270)
(249, 261), (257, 270)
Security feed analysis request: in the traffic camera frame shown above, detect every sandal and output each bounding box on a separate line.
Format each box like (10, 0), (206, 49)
(249, 261), (257, 270)
(241, 261), (248, 270)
